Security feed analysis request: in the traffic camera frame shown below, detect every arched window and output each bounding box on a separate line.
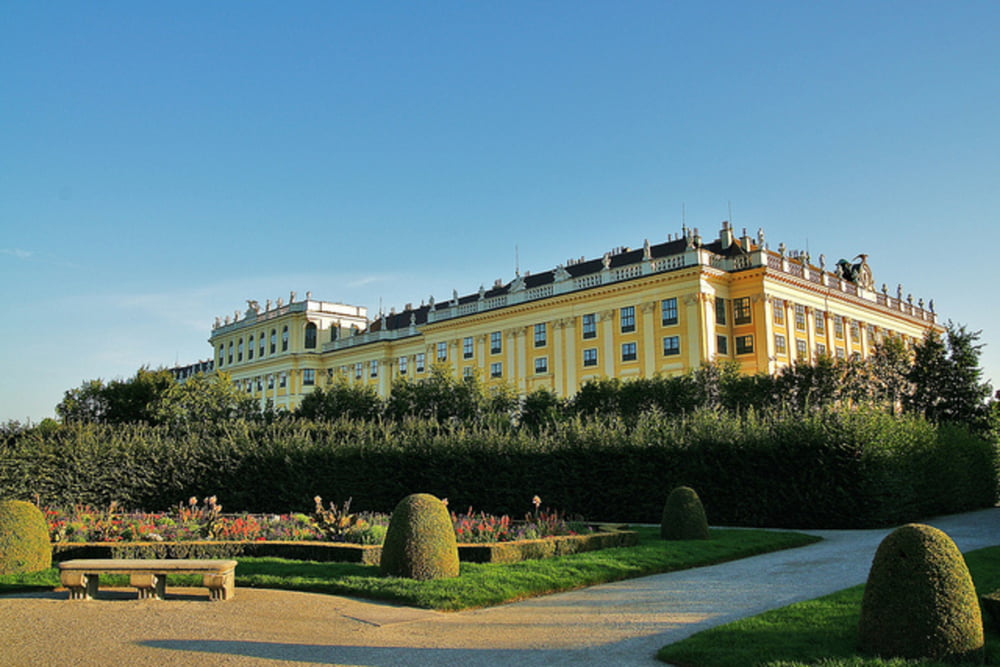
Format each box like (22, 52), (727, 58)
(248, 335), (254, 360)
(237, 339), (244, 362)
(304, 322), (317, 349)
(282, 326), (289, 352)
(227, 342), (233, 365)
(258, 334), (265, 358)
(270, 329), (277, 354)
(218, 345), (225, 367)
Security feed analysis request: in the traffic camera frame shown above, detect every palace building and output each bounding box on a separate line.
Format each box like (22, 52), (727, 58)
(196, 222), (941, 412)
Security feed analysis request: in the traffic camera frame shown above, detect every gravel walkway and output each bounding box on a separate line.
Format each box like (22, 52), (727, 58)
(2, 508), (997, 666)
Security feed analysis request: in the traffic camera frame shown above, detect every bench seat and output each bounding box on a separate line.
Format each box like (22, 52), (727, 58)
(58, 558), (237, 601)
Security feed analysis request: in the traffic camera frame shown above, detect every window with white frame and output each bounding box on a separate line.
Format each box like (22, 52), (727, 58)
(736, 335), (754, 355)
(463, 337), (473, 359)
(816, 343), (827, 357)
(248, 335), (254, 360)
(794, 304), (806, 332)
(815, 310), (826, 335)
(270, 329), (277, 354)
(662, 336), (680, 356)
(534, 323), (547, 347)
(398, 356), (408, 375)
(717, 335), (728, 355)
(354, 362), (363, 379)
(370, 360), (378, 378)
(416, 352), (426, 373)
(437, 341), (447, 362)
(237, 339), (244, 362)
(582, 313), (596, 339)
(773, 299), (785, 324)
(305, 322), (318, 349)
(490, 331), (502, 354)
(279, 372), (287, 388)
(620, 306), (635, 333)
(796, 339), (808, 361)
(303, 369), (315, 385)
(535, 357), (548, 374)
(715, 297), (726, 325)
(282, 326), (289, 351)
(661, 298), (678, 326)
(734, 297), (752, 324)
(583, 348), (598, 367)
(621, 342), (637, 361)
(775, 334), (787, 355)
(490, 362), (502, 378)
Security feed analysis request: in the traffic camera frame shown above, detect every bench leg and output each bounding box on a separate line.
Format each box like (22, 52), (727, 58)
(203, 572), (234, 601)
(130, 573), (166, 600)
(61, 572), (99, 600)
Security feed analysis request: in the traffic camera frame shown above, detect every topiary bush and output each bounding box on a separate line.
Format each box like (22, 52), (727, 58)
(858, 523), (984, 664)
(379, 493), (459, 580)
(0, 499), (52, 574)
(660, 486), (709, 540)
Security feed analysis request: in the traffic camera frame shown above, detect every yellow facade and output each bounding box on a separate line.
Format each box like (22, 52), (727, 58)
(197, 223), (941, 411)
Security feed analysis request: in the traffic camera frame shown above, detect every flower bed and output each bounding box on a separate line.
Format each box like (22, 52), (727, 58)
(43, 496), (625, 565)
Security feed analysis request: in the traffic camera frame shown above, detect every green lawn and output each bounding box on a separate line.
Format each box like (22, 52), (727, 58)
(0, 527), (818, 611)
(657, 545), (1000, 667)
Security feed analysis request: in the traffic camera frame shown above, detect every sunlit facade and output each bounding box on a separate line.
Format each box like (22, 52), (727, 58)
(204, 223), (941, 411)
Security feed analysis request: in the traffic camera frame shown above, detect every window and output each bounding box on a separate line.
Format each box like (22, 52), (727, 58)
(281, 326), (289, 352)
(836, 347), (846, 360)
(794, 305), (806, 332)
(279, 372), (287, 388)
(227, 342), (233, 364)
(582, 313), (596, 339)
(736, 335), (754, 355)
(398, 356), (408, 375)
(850, 320), (861, 341)
(258, 335), (265, 358)
(663, 336), (680, 356)
(620, 306), (635, 333)
(535, 357), (548, 374)
(815, 311), (826, 335)
(796, 339), (808, 361)
(661, 298), (678, 326)
(715, 297), (726, 326)
(436, 341), (447, 362)
(490, 362), (502, 378)
(717, 335), (728, 355)
(267, 374), (275, 389)
(583, 348), (598, 367)
(734, 297), (752, 324)
(534, 323), (547, 347)
(256, 376), (263, 391)
(816, 343), (827, 357)
(270, 329), (277, 354)
(354, 362), (363, 379)
(237, 339), (244, 362)
(490, 331), (502, 354)
(773, 299), (784, 324)
(463, 336), (473, 359)
(834, 316), (844, 339)
(463, 367), (474, 378)
(248, 335), (254, 360)
(370, 360), (378, 378)
(621, 342), (637, 361)
(775, 334), (787, 355)
(218, 345), (225, 368)
(415, 353), (426, 373)
(305, 322), (317, 349)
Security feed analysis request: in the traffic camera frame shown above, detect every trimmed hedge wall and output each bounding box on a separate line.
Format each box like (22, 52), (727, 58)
(3, 409), (997, 528)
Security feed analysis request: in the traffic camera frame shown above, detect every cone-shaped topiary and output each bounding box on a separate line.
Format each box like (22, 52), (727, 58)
(859, 523), (983, 664)
(0, 500), (52, 575)
(380, 493), (459, 580)
(660, 486), (709, 540)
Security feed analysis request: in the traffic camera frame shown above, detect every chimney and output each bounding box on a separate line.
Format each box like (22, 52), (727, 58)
(719, 221), (733, 249)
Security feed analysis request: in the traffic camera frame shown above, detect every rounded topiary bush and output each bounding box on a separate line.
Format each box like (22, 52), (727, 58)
(0, 499), (52, 575)
(858, 523), (983, 664)
(379, 493), (459, 581)
(660, 486), (709, 541)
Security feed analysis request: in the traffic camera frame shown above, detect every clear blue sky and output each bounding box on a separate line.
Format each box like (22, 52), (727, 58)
(3, 1), (998, 423)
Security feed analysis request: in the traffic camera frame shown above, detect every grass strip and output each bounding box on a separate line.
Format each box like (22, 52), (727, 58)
(1, 527), (817, 610)
(657, 545), (1000, 666)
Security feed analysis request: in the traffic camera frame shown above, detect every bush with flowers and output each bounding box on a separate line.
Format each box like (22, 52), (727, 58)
(44, 495), (588, 546)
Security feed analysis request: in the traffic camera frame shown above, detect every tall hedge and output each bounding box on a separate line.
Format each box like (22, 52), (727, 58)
(1, 408), (996, 528)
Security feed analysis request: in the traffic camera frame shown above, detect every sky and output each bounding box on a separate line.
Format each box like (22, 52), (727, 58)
(2, 1), (998, 423)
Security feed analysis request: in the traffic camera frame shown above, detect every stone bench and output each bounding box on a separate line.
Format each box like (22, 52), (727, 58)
(58, 559), (237, 601)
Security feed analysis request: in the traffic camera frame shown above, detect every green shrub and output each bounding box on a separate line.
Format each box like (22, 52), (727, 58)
(858, 523), (984, 663)
(0, 499), (52, 574)
(380, 493), (459, 580)
(660, 486), (709, 540)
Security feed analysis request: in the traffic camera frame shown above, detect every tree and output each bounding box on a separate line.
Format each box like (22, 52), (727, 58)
(869, 337), (914, 414)
(56, 379), (109, 424)
(905, 323), (993, 432)
(296, 375), (382, 421)
(385, 365), (483, 423)
(156, 371), (259, 426)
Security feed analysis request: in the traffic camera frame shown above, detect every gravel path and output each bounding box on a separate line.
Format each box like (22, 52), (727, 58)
(2, 508), (997, 666)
